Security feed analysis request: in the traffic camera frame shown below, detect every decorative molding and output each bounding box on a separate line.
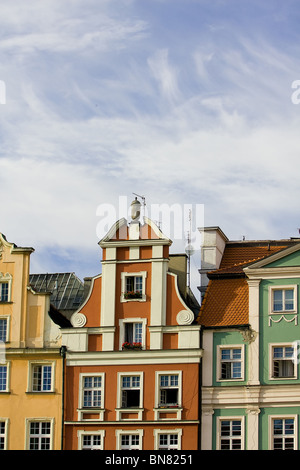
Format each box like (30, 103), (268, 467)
(71, 313), (87, 328)
(269, 314), (298, 326)
(176, 310), (194, 325)
(240, 327), (257, 343)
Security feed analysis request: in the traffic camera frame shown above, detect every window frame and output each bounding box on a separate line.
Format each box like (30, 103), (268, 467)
(269, 343), (297, 380)
(0, 419), (8, 450)
(120, 271), (147, 302)
(0, 316), (10, 343)
(115, 429), (143, 450)
(119, 318), (147, 350)
(269, 415), (298, 450)
(216, 345), (245, 382)
(78, 372), (105, 421)
(0, 273), (12, 303)
(77, 430), (105, 450)
(154, 371), (183, 420)
(27, 361), (55, 393)
(269, 285), (298, 315)
(25, 418), (54, 450)
(154, 429), (182, 450)
(0, 362), (10, 393)
(217, 416), (245, 450)
(116, 372), (144, 421)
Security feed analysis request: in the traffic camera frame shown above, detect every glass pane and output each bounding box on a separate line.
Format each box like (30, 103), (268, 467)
(273, 290), (283, 311)
(285, 290), (294, 310)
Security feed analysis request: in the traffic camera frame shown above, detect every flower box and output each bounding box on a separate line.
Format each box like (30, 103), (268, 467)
(124, 291), (142, 299)
(122, 342), (142, 350)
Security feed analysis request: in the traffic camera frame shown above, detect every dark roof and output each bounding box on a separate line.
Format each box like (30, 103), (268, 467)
(29, 272), (85, 311)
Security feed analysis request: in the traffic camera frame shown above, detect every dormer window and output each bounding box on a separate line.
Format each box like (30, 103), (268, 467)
(121, 272), (147, 302)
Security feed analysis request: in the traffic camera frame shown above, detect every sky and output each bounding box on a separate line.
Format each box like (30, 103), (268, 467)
(1, 0), (300, 300)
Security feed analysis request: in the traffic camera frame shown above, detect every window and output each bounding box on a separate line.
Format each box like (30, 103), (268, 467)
(159, 375), (179, 407)
(269, 286), (297, 314)
(0, 365), (7, 392)
(121, 272), (147, 302)
(154, 371), (182, 420)
(0, 421), (7, 450)
(78, 373), (105, 421)
(218, 346), (244, 381)
(271, 345), (296, 379)
(122, 375), (141, 408)
(0, 283), (8, 303)
(32, 365), (52, 392)
(270, 417), (297, 450)
(78, 431), (105, 450)
(116, 430), (143, 450)
(83, 376), (103, 408)
(154, 429), (182, 450)
(28, 421), (52, 450)
(119, 318), (146, 350)
(218, 418), (244, 450)
(0, 319), (7, 343)
(116, 372), (144, 420)
(0, 273), (12, 303)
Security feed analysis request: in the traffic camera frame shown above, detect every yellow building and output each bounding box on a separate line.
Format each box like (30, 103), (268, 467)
(0, 233), (65, 450)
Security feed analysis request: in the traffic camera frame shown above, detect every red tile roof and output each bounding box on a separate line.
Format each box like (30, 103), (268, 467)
(198, 242), (291, 327)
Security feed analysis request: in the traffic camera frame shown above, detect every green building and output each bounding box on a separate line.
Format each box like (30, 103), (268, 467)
(198, 227), (300, 450)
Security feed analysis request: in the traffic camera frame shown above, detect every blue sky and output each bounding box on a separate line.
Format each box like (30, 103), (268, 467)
(1, 0), (300, 299)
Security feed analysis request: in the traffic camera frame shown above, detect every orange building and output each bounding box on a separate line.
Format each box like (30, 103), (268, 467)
(62, 200), (202, 450)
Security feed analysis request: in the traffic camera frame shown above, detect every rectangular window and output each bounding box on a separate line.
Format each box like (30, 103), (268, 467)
(272, 418), (296, 450)
(159, 375), (179, 407)
(124, 322), (142, 344)
(32, 365), (52, 392)
(159, 434), (179, 450)
(220, 419), (243, 450)
(0, 365), (7, 392)
(220, 348), (242, 380)
(0, 422), (6, 450)
(121, 375), (141, 408)
(0, 283), (8, 303)
(269, 286), (297, 315)
(82, 434), (102, 450)
(29, 421), (51, 450)
(83, 376), (102, 408)
(120, 434), (140, 450)
(0, 319), (7, 343)
(271, 345), (296, 379)
(121, 272), (147, 302)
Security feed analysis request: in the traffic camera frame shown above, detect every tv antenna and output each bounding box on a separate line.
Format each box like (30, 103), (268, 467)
(185, 209), (195, 289)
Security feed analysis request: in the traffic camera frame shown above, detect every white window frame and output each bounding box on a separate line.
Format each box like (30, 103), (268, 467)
(269, 415), (298, 450)
(119, 318), (147, 350)
(0, 419), (9, 450)
(154, 371), (182, 420)
(0, 316), (10, 343)
(77, 430), (105, 450)
(217, 345), (245, 382)
(78, 372), (105, 421)
(153, 429), (182, 450)
(269, 285), (298, 315)
(120, 271), (147, 302)
(27, 361), (55, 393)
(0, 361), (10, 393)
(269, 343), (297, 380)
(217, 416), (245, 450)
(115, 429), (143, 450)
(116, 372), (144, 421)
(0, 273), (12, 303)
(25, 418), (54, 450)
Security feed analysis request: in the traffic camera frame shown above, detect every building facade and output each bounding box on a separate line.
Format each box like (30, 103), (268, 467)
(0, 233), (65, 450)
(198, 227), (300, 450)
(62, 201), (202, 450)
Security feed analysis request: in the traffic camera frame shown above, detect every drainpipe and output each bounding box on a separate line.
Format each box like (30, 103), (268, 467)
(60, 345), (67, 450)
(198, 327), (203, 450)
